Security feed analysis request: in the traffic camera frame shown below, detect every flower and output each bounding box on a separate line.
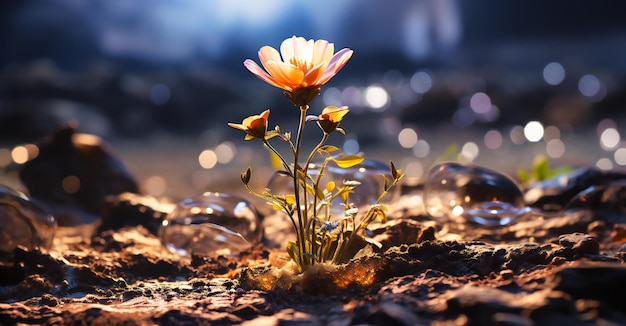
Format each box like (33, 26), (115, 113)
(244, 36), (353, 105)
(316, 106), (349, 133)
(228, 109), (270, 140)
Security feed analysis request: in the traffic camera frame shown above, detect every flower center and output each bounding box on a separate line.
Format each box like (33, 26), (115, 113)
(289, 58), (313, 73)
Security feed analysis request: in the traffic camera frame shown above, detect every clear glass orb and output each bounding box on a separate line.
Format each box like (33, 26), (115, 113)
(159, 192), (263, 257)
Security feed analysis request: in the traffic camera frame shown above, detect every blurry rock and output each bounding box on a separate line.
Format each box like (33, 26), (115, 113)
(564, 180), (626, 215)
(524, 168), (626, 211)
(369, 218), (436, 250)
(554, 262), (626, 308)
(99, 192), (175, 235)
(19, 124), (139, 225)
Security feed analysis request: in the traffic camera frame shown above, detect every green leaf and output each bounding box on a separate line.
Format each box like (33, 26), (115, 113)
(532, 155), (550, 181)
(437, 143), (458, 162)
(333, 155), (364, 168)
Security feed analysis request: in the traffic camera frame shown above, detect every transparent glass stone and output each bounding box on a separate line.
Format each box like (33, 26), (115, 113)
(423, 162), (530, 226)
(0, 185), (57, 262)
(265, 163), (324, 198)
(159, 192), (263, 257)
(326, 159), (400, 208)
(266, 160), (398, 216)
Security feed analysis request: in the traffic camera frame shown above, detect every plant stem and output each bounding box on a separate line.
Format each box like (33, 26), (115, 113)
(303, 132), (329, 259)
(293, 105), (309, 269)
(263, 140), (293, 177)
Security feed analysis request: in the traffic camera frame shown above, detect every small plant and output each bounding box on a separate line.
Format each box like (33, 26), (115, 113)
(229, 36), (404, 272)
(517, 154), (572, 184)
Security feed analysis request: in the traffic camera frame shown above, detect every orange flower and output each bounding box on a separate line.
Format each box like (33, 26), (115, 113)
(244, 36), (353, 93)
(316, 106), (349, 133)
(228, 109), (270, 140)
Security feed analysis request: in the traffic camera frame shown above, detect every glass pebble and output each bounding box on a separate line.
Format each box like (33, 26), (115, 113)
(0, 185), (56, 262)
(159, 192), (262, 257)
(423, 162), (529, 226)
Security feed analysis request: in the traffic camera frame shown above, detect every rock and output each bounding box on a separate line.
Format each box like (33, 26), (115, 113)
(19, 124), (139, 225)
(99, 192), (175, 235)
(524, 168), (626, 212)
(553, 262), (626, 308)
(565, 180), (626, 216)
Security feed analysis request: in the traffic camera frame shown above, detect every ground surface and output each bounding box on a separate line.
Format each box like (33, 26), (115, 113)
(2, 188), (626, 325)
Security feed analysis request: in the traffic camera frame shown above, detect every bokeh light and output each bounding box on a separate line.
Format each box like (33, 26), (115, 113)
(341, 86), (363, 108)
(199, 149), (218, 169)
(509, 126), (526, 145)
(599, 127), (620, 150)
(459, 142), (479, 162)
(364, 85), (389, 110)
(484, 130), (503, 150)
(11, 146), (29, 164)
(323, 87), (342, 107)
(543, 62), (565, 85)
(410, 71), (432, 94)
(546, 139), (565, 158)
(144, 175), (167, 196)
(596, 158), (613, 170)
(412, 140), (430, 158)
(215, 141), (236, 164)
(398, 127), (418, 148)
(469, 92), (491, 114)
(543, 125), (561, 141)
(614, 148), (626, 165)
(403, 160), (424, 184)
(578, 74), (601, 98)
(523, 121), (544, 142)
(343, 137), (360, 154)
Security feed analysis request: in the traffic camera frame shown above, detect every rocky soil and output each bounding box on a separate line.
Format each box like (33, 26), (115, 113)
(2, 187), (626, 325)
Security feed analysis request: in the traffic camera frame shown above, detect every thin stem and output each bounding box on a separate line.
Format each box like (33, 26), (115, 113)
(263, 140), (293, 176)
(302, 133), (329, 260)
(293, 105), (309, 268)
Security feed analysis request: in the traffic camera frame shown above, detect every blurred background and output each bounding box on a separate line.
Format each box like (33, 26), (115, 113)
(2, 0), (626, 199)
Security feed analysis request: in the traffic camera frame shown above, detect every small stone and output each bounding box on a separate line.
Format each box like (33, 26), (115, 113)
(499, 269), (514, 280)
(610, 224), (626, 242)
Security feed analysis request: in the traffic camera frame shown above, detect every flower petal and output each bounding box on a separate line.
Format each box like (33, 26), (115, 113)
(318, 48), (353, 85)
(313, 40), (334, 66)
(227, 123), (247, 131)
(244, 59), (282, 89)
(260, 109), (270, 120)
(302, 62), (326, 87)
(265, 60), (304, 90)
(258, 46), (281, 72)
(280, 36), (298, 62)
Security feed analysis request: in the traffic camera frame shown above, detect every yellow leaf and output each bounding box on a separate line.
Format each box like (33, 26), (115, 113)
(326, 181), (335, 193)
(318, 145), (339, 154)
(333, 155), (364, 168)
(269, 150), (282, 170)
